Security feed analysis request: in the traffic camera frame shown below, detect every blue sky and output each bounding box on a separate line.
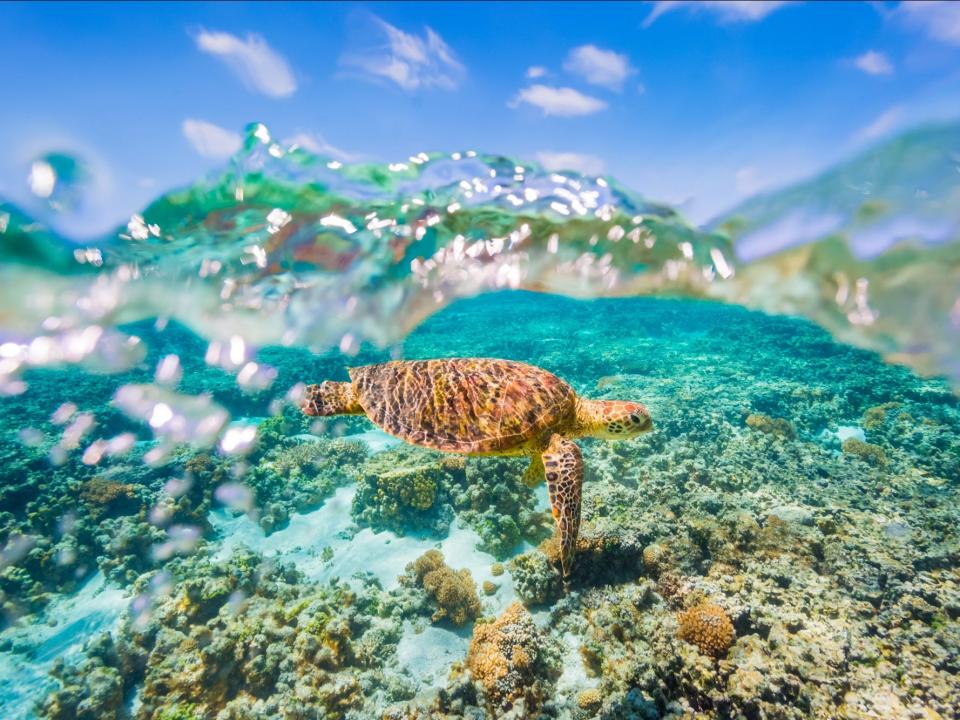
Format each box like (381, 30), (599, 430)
(1, 0), (959, 237)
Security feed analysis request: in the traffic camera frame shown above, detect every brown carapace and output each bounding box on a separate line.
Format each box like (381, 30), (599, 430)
(301, 358), (652, 580)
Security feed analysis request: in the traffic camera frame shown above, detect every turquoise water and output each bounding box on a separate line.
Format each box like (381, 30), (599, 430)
(1, 291), (958, 719)
(1, 126), (959, 719)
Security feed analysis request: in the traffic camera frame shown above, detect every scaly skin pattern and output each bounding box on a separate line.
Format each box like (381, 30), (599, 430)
(349, 359), (577, 453)
(543, 434), (582, 578)
(302, 358), (652, 579)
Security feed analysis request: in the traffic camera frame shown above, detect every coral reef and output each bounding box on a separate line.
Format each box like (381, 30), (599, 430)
(452, 457), (553, 559)
(39, 548), (423, 720)
(244, 435), (367, 533)
(38, 632), (127, 720)
(465, 601), (561, 714)
(352, 445), (457, 535)
(352, 446), (550, 557)
(3, 294), (960, 720)
(405, 549), (481, 626)
(508, 547), (563, 606)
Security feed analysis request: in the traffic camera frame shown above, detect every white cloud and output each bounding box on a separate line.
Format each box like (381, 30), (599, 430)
(897, 1), (960, 45)
(339, 15), (465, 91)
(643, 1), (793, 28)
(853, 106), (904, 144)
(284, 132), (362, 162)
(536, 151), (606, 176)
(853, 50), (894, 76)
(526, 65), (547, 79)
(509, 85), (607, 117)
(182, 119), (242, 159)
(194, 30), (297, 98)
(562, 45), (634, 91)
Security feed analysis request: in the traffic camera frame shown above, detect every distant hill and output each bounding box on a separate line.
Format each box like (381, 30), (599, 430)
(712, 122), (960, 261)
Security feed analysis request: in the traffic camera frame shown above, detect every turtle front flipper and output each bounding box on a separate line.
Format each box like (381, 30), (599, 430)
(522, 454), (545, 488)
(302, 381), (363, 416)
(542, 434), (583, 580)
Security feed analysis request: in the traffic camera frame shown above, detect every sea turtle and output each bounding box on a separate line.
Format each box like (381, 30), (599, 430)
(301, 358), (652, 578)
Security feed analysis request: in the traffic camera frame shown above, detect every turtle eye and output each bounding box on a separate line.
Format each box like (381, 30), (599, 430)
(629, 413), (641, 424)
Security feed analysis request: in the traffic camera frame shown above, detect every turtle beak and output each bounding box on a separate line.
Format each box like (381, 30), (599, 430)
(639, 409), (653, 432)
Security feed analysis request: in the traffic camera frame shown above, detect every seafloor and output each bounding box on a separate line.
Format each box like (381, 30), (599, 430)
(1, 291), (958, 719)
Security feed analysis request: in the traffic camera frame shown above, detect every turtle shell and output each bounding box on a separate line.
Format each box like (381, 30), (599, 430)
(349, 358), (577, 453)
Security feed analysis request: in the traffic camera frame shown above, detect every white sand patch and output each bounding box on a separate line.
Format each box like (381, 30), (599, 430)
(346, 428), (403, 454)
(555, 630), (596, 696)
(0, 573), (127, 719)
(210, 487), (521, 610)
(836, 425), (865, 443)
(395, 622), (470, 690)
(290, 428), (401, 454)
(533, 482), (550, 511)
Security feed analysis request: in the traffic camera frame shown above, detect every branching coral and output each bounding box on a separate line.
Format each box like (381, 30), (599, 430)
(465, 601), (560, 714)
(406, 549), (481, 626)
(842, 438), (887, 468)
(677, 601), (735, 658)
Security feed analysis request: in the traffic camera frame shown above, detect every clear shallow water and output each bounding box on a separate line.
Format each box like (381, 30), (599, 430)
(0, 128), (959, 719)
(0, 291), (958, 719)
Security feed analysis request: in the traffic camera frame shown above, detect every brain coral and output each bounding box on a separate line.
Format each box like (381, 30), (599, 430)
(677, 602), (735, 658)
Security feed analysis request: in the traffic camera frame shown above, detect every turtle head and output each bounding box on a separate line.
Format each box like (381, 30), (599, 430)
(577, 399), (652, 440)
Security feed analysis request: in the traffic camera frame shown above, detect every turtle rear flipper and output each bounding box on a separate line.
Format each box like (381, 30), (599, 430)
(542, 433), (582, 580)
(302, 381), (363, 416)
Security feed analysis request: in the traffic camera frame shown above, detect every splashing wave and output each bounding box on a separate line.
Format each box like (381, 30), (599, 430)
(1, 121), (958, 392)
